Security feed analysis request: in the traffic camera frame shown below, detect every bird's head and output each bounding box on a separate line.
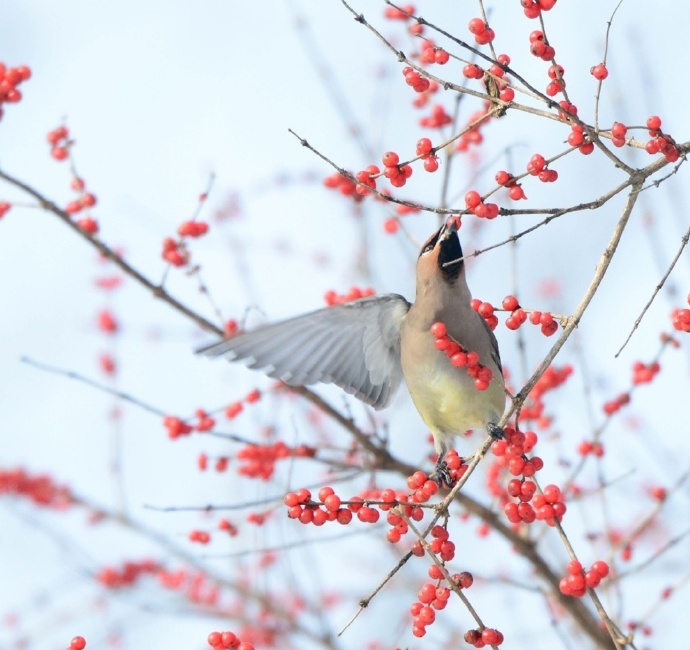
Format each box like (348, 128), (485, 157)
(416, 217), (465, 289)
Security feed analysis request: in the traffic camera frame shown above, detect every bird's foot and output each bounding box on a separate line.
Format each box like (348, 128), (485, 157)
(430, 457), (455, 488)
(487, 422), (505, 441)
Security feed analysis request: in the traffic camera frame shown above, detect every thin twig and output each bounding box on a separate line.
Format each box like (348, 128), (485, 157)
(615, 225), (690, 356)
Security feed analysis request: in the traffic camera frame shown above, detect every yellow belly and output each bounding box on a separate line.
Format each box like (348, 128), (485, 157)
(405, 364), (505, 445)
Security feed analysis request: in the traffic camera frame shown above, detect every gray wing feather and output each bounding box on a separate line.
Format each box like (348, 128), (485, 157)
(197, 295), (411, 409)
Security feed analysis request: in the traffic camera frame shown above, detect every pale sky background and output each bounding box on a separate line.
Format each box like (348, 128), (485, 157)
(1, 1), (689, 649)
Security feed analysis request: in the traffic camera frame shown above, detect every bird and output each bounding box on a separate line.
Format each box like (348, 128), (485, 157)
(198, 218), (506, 482)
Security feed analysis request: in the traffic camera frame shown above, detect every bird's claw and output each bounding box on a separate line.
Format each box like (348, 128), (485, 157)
(431, 459), (455, 488)
(487, 422), (505, 441)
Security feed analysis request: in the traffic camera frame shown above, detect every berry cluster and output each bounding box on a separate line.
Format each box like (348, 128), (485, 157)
(430, 321), (494, 390)
(489, 427), (567, 527)
(225, 388), (261, 420)
(0, 468), (73, 509)
(161, 237), (189, 266)
(162, 221), (209, 267)
(419, 41), (450, 66)
(236, 440), (316, 480)
(408, 570), (478, 639)
(193, 408), (216, 432)
(410, 580), (450, 638)
(97, 559), (160, 587)
(323, 171), (363, 202)
(632, 360), (660, 385)
(158, 567), (221, 606)
(467, 17), (495, 45)
(528, 30), (555, 61)
(602, 353), (666, 416)
(464, 190), (499, 220)
(602, 392), (630, 416)
(284, 463), (469, 534)
(419, 103), (452, 129)
(47, 125), (71, 161)
(402, 65), (431, 94)
(64, 175), (99, 233)
(383, 4), (415, 21)
(462, 63), (484, 80)
(0, 62), (31, 119)
(207, 631), (254, 650)
(566, 123), (594, 155)
(379, 150), (414, 188)
(559, 559), (610, 598)
(177, 220), (209, 237)
(353, 165), (380, 196)
(218, 518), (239, 536)
(189, 529), (211, 544)
(518, 365), (573, 427)
(464, 627), (505, 647)
(197, 452), (230, 472)
(545, 63), (566, 97)
(163, 415), (193, 438)
(577, 440), (605, 457)
(166, 391), (262, 437)
(521, 0), (557, 19)
(324, 286), (375, 305)
(504, 479), (566, 527)
(411, 78), (440, 109)
(66, 637), (86, 650)
(414, 137), (439, 172)
(476, 295), (561, 337)
(494, 152), (557, 202)
(644, 116), (679, 162)
(284, 486), (355, 526)
(526, 153), (558, 182)
(0, 201), (10, 218)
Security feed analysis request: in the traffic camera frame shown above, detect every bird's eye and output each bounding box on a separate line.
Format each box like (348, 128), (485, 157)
(422, 243), (434, 254)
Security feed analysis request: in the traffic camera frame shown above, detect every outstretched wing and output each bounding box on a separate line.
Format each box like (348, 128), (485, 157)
(198, 294), (411, 409)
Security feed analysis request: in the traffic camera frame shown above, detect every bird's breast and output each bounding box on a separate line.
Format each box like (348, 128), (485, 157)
(400, 327), (505, 437)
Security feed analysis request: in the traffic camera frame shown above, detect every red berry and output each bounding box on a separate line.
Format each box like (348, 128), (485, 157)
(646, 115), (662, 131)
(468, 18), (487, 34)
(423, 155), (439, 172)
(509, 185), (526, 200)
(591, 560), (610, 578)
(475, 27), (495, 44)
(465, 190), (481, 208)
(584, 570), (601, 588)
(590, 63), (608, 80)
(566, 559), (583, 575)
(382, 151), (399, 167)
(383, 217), (399, 234)
(76, 217), (99, 234)
(434, 49), (450, 65)
(416, 138), (432, 155)
(51, 146), (68, 161)
(463, 64), (483, 80)
(502, 295), (519, 311)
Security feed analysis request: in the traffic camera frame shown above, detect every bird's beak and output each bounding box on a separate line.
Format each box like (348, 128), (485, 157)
(435, 217), (464, 280)
(438, 216), (460, 242)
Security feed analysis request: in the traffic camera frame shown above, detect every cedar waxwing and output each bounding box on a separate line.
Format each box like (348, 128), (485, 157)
(199, 219), (506, 480)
